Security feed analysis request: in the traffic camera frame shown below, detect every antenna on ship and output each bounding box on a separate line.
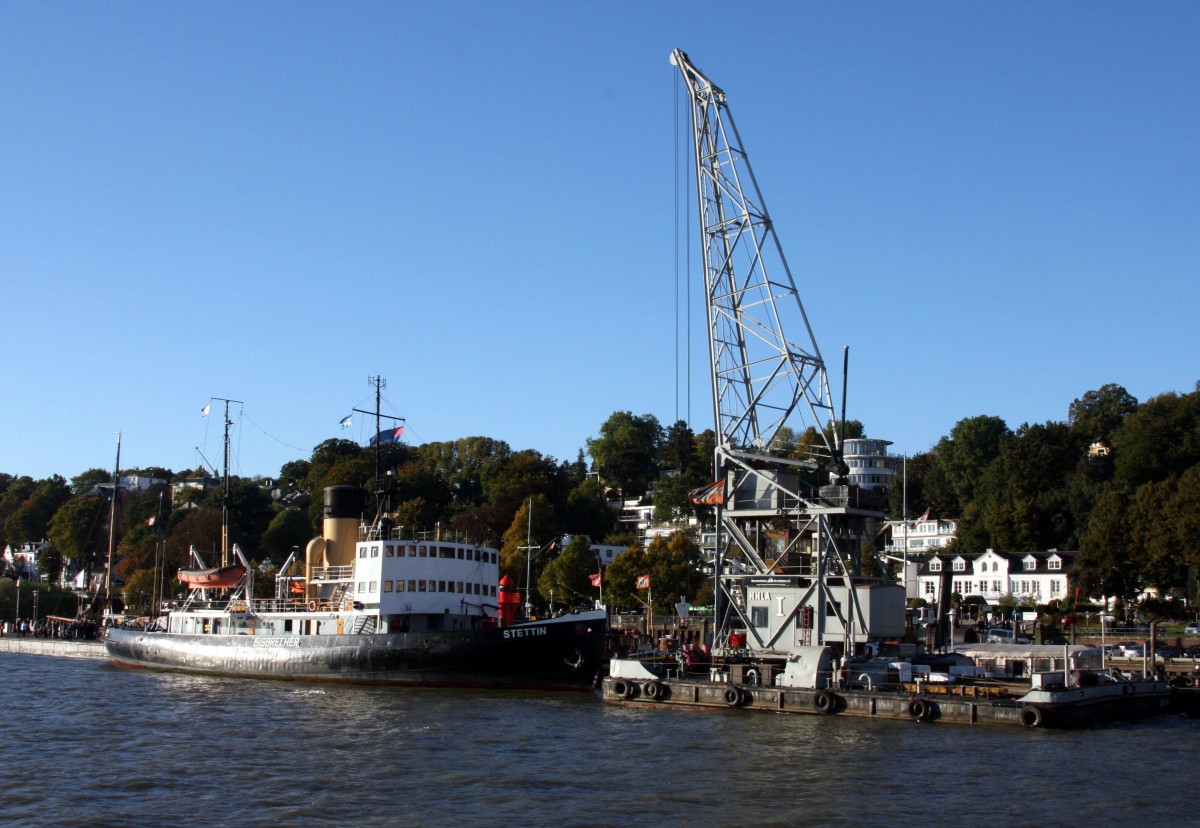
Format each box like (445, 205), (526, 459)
(351, 376), (404, 525)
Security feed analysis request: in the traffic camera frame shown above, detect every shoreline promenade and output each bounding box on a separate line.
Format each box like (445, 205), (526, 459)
(0, 637), (106, 659)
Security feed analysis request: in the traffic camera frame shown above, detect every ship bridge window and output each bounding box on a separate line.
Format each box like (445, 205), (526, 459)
(440, 547), (454, 559)
(407, 546), (416, 557)
(370, 581), (378, 593)
(371, 546), (380, 558)
(750, 606), (768, 628)
(386, 546), (395, 557)
(384, 580), (394, 592)
(418, 580), (427, 592)
(419, 546), (427, 557)
(359, 548), (367, 558)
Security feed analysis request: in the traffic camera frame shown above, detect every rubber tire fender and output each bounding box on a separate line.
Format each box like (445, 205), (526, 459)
(1018, 704), (1043, 728)
(643, 681), (665, 701)
(908, 698), (932, 720)
(723, 686), (744, 707)
(813, 689), (837, 715)
(611, 679), (634, 699)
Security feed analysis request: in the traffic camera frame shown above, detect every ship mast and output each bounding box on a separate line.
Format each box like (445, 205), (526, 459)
(103, 431), (121, 617)
(351, 376), (404, 523)
(208, 397), (242, 567)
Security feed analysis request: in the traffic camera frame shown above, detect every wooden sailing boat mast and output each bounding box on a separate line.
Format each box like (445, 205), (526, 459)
(102, 431), (121, 617)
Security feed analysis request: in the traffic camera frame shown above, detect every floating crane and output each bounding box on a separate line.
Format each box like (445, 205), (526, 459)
(671, 49), (903, 655)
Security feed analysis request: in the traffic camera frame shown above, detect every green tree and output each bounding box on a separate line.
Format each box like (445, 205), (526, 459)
(1069, 383), (1138, 445)
(37, 545), (64, 584)
(47, 496), (107, 568)
(482, 449), (566, 519)
(587, 411), (663, 497)
(937, 416), (1011, 511)
(1076, 487), (1137, 600)
(276, 459), (311, 491)
(203, 478), (275, 553)
(122, 569), (156, 615)
(5, 503), (46, 546)
(538, 535), (595, 609)
(1113, 390), (1200, 487)
(1129, 479), (1180, 592)
(644, 532), (706, 615)
(562, 479), (615, 542)
(261, 509), (317, 561)
(70, 468), (111, 495)
(605, 544), (648, 612)
(498, 495), (560, 595)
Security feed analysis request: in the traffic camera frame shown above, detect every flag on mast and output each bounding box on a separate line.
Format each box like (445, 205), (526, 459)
(688, 480), (725, 506)
(339, 415), (352, 429)
(369, 425), (406, 446)
(200, 402), (211, 417)
(589, 572), (602, 588)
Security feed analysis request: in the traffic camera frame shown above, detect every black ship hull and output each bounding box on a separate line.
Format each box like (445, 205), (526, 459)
(105, 609), (608, 691)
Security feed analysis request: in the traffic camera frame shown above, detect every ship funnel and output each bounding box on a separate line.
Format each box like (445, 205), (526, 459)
(306, 486), (365, 595)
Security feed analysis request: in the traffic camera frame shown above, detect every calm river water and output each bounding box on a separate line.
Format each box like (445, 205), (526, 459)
(1, 653), (1197, 827)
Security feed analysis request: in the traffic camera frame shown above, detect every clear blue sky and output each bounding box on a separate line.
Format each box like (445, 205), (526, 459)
(3, 2), (1197, 483)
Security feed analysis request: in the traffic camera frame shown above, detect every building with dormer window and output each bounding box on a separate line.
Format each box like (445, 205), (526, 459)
(914, 548), (1075, 611)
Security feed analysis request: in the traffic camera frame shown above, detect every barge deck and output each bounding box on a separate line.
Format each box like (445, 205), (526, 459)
(602, 657), (1177, 728)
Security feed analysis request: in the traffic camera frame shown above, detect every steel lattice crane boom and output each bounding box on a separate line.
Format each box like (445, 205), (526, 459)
(672, 49), (901, 654)
(671, 48), (839, 471)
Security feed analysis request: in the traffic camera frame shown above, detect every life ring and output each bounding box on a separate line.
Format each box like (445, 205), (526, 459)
(813, 689), (836, 714)
(611, 679), (634, 699)
(745, 668), (759, 685)
(643, 681), (666, 700)
(1019, 704), (1043, 728)
(908, 698), (932, 720)
(307, 600), (318, 612)
(1183, 676), (1196, 688)
(723, 686), (744, 707)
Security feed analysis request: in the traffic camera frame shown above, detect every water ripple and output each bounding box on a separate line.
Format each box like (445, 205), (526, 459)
(1, 654), (1198, 827)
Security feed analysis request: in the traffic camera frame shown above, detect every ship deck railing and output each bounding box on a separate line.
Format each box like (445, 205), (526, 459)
(309, 565), (354, 582)
(250, 597), (354, 613)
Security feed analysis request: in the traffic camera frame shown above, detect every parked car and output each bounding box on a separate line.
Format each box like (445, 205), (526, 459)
(1183, 644), (1200, 658)
(1119, 644), (1145, 659)
(1156, 644), (1182, 659)
(1184, 623), (1200, 635)
(986, 628), (1032, 645)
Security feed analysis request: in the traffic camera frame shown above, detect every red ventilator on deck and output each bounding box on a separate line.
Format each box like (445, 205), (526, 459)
(498, 575), (520, 627)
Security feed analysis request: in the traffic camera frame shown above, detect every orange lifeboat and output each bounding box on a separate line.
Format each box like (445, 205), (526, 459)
(177, 564), (247, 589)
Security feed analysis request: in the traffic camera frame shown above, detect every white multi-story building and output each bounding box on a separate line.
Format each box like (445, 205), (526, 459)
(842, 438), (902, 490)
(883, 513), (958, 555)
(915, 548), (1075, 609)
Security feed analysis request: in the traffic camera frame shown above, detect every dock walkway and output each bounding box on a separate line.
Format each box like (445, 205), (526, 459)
(0, 637), (107, 659)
